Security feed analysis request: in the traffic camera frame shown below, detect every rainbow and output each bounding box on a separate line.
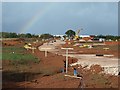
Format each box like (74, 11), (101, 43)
(19, 3), (55, 34)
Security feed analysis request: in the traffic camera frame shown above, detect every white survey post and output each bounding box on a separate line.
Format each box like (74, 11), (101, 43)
(40, 48), (52, 57)
(31, 46), (36, 53)
(61, 48), (73, 73)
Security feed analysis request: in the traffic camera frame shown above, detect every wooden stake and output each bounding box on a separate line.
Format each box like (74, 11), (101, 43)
(40, 48), (52, 57)
(61, 48), (73, 73)
(64, 74), (82, 79)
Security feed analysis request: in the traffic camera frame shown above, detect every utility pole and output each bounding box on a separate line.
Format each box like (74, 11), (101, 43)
(61, 48), (73, 73)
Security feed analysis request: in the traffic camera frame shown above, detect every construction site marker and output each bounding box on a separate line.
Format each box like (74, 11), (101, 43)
(40, 48), (52, 57)
(61, 48), (73, 73)
(31, 47), (36, 53)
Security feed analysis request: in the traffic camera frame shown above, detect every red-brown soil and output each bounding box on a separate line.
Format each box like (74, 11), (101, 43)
(2, 39), (25, 46)
(62, 41), (119, 58)
(2, 39), (119, 89)
(105, 41), (120, 45)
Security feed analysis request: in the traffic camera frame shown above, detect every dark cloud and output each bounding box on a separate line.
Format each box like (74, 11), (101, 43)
(2, 2), (118, 35)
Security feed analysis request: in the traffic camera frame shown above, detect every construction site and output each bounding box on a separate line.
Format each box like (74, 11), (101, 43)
(1, 30), (120, 89)
(1, 2), (119, 90)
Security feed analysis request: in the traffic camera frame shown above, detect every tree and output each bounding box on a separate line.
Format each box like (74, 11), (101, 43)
(40, 33), (53, 39)
(25, 33), (32, 38)
(65, 30), (75, 38)
(2, 32), (10, 38)
(31, 34), (39, 38)
(9, 33), (18, 38)
(18, 33), (26, 38)
(1, 32), (17, 38)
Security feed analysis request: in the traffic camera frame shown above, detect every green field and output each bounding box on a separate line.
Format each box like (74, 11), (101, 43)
(2, 46), (38, 62)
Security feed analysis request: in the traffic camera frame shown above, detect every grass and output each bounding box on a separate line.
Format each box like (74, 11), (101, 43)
(2, 46), (39, 65)
(2, 45), (40, 75)
(2, 52), (37, 61)
(2, 46), (26, 53)
(2, 46), (38, 61)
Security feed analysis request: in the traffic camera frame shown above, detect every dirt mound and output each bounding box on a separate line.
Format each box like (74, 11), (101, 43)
(90, 64), (103, 73)
(68, 57), (78, 64)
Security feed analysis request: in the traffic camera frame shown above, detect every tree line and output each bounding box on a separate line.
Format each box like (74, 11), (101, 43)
(0, 32), (39, 38)
(0, 31), (120, 41)
(94, 35), (120, 41)
(0, 32), (54, 39)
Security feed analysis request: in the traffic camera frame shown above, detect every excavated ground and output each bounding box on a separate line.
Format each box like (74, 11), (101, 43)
(2, 39), (120, 89)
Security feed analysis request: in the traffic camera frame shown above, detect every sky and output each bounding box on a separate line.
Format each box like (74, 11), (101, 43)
(2, 2), (118, 35)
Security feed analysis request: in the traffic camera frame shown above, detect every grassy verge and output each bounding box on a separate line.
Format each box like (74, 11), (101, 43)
(2, 46), (38, 62)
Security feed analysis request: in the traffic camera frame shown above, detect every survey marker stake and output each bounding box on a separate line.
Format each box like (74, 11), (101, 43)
(61, 48), (73, 73)
(40, 48), (52, 57)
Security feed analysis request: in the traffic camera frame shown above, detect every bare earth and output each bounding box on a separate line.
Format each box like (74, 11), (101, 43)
(39, 40), (119, 75)
(2, 39), (119, 88)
